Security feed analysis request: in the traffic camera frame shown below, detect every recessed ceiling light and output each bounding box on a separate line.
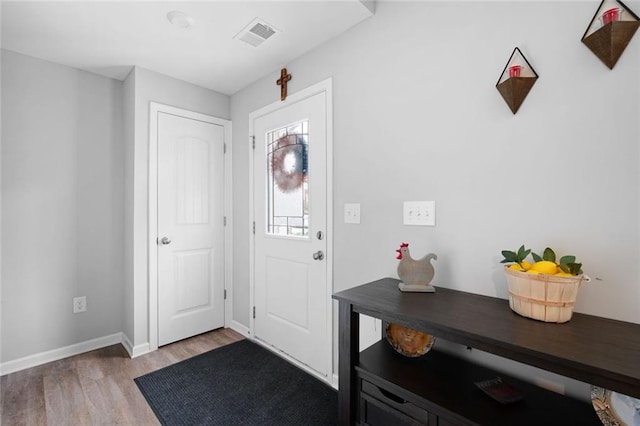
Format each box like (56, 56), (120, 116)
(167, 11), (195, 30)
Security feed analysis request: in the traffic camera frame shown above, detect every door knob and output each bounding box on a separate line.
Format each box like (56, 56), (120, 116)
(312, 250), (324, 261)
(160, 236), (172, 245)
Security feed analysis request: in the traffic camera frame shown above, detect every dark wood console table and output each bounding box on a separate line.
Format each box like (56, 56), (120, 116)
(333, 278), (640, 425)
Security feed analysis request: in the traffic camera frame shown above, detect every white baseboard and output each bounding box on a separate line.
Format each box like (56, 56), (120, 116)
(131, 342), (151, 358)
(0, 332), (123, 376)
(1, 325), (247, 376)
(121, 333), (151, 359)
(332, 373), (339, 390)
(230, 320), (251, 337)
(121, 332), (134, 357)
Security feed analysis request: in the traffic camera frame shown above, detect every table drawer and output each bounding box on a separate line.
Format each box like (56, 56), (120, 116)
(360, 379), (433, 425)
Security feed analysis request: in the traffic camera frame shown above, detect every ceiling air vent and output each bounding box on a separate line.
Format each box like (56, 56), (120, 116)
(234, 18), (278, 47)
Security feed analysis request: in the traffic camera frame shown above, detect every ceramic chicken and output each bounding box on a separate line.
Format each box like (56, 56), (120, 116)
(396, 243), (437, 292)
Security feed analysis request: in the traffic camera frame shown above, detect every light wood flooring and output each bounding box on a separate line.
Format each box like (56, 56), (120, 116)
(0, 328), (245, 425)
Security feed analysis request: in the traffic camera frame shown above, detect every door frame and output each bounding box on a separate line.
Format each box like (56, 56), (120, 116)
(248, 78), (334, 383)
(148, 102), (233, 351)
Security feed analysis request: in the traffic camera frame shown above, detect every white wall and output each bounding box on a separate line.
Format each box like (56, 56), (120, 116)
(230, 1), (640, 399)
(1, 2), (4, 366)
(0, 55), (230, 365)
(1, 50), (124, 362)
(122, 69), (135, 349)
(125, 67), (230, 350)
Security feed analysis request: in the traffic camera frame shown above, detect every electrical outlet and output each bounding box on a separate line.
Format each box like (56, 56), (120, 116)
(403, 201), (436, 226)
(344, 203), (361, 224)
(73, 296), (87, 314)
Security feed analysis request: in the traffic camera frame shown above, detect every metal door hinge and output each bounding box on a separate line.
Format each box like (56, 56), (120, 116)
(253, 306), (256, 319)
(224, 143), (227, 154)
(224, 216), (227, 226)
(224, 289), (227, 300)
(251, 136), (255, 150)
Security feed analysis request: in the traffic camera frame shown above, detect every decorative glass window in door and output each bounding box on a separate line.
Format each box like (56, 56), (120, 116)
(266, 120), (309, 237)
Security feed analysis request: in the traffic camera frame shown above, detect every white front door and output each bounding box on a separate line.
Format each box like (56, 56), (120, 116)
(157, 112), (225, 346)
(252, 84), (331, 377)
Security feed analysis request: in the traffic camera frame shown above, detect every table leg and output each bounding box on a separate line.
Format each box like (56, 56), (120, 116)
(338, 301), (359, 425)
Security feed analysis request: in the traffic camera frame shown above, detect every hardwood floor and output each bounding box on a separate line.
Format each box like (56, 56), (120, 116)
(1, 328), (245, 425)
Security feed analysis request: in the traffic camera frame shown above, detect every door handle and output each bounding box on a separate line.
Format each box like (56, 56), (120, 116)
(160, 236), (172, 245)
(312, 250), (324, 261)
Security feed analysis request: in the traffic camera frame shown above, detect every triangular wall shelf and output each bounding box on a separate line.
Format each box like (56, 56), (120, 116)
(496, 47), (539, 115)
(581, 0), (640, 69)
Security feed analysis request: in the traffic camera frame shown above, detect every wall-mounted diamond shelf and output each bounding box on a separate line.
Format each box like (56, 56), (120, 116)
(496, 47), (539, 115)
(581, 0), (640, 69)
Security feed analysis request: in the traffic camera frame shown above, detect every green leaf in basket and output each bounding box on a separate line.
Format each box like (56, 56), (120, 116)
(567, 262), (583, 275)
(501, 250), (517, 263)
(559, 255), (576, 265)
(543, 247), (556, 262)
(559, 255), (576, 274)
(501, 245), (533, 270)
(531, 252), (543, 262)
(517, 245), (531, 261)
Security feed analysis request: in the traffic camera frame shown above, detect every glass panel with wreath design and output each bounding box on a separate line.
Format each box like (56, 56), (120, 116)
(266, 120), (309, 237)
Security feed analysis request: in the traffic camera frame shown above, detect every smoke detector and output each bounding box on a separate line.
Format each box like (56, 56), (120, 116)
(234, 18), (279, 47)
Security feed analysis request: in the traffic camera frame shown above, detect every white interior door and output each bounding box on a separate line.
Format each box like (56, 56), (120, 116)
(157, 112), (225, 346)
(253, 89), (329, 376)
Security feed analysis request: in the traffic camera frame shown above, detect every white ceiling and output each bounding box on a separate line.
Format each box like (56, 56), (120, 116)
(1, 1), (374, 95)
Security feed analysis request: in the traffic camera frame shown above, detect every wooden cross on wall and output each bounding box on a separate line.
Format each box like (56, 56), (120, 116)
(277, 68), (292, 101)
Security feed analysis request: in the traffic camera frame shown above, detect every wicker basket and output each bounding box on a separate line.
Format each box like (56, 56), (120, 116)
(504, 266), (589, 323)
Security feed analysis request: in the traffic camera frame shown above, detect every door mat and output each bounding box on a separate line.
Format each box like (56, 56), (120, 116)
(135, 339), (337, 425)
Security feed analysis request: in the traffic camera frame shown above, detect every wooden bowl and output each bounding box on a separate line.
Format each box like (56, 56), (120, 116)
(385, 323), (435, 357)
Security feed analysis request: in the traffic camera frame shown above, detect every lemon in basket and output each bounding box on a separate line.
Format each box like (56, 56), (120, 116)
(530, 261), (558, 275)
(508, 261), (532, 272)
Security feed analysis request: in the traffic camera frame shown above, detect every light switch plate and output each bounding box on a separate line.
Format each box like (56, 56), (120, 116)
(344, 203), (361, 224)
(403, 201), (435, 226)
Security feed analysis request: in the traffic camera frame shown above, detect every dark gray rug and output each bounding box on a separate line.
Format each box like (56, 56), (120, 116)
(134, 339), (338, 425)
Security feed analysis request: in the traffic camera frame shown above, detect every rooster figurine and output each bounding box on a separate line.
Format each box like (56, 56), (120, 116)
(396, 243), (437, 292)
